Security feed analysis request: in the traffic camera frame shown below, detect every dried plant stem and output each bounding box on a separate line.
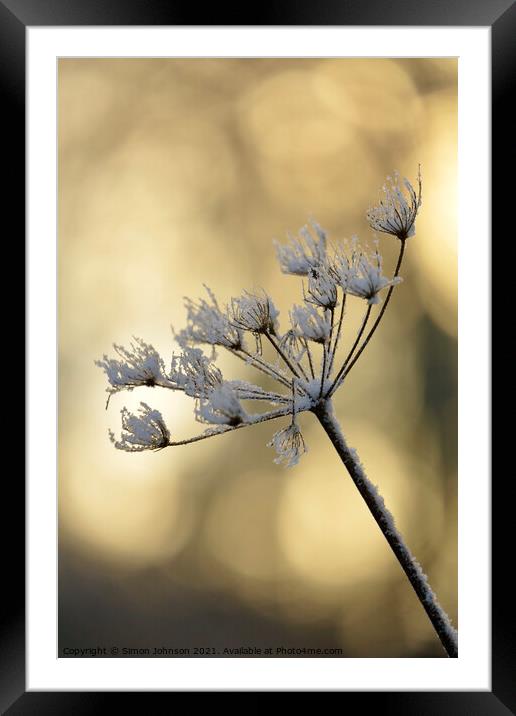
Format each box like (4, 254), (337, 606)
(264, 332), (304, 381)
(303, 337), (315, 379)
(327, 307), (335, 355)
(166, 405), (292, 448)
(319, 344), (328, 399)
(314, 400), (458, 658)
(327, 305), (372, 397)
(328, 293), (346, 375)
(342, 239), (406, 380)
(229, 347), (291, 389)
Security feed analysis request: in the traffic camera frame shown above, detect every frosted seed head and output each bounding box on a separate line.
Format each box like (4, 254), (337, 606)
(195, 382), (247, 426)
(230, 290), (279, 336)
(291, 304), (332, 344)
(305, 264), (339, 309)
(175, 286), (243, 350)
(267, 420), (308, 468)
(274, 219), (328, 276)
(170, 346), (223, 398)
(95, 337), (174, 399)
(110, 402), (170, 452)
(345, 249), (402, 305)
(279, 329), (307, 364)
(366, 168), (422, 241)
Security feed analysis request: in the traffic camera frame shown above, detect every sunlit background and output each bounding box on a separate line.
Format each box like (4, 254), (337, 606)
(58, 58), (457, 658)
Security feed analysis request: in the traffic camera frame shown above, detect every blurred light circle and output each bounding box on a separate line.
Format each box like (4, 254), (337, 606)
(239, 70), (379, 218)
(319, 59), (424, 135)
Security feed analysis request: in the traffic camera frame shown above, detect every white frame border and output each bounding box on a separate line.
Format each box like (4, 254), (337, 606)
(27, 26), (490, 691)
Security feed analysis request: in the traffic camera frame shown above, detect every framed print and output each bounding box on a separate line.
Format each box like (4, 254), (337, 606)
(4, 0), (511, 710)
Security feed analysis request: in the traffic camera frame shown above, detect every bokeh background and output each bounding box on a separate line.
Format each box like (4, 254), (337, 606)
(58, 58), (457, 658)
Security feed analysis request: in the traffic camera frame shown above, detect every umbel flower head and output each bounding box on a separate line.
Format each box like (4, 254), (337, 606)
(175, 285), (243, 351)
(231, 290), (279, 336)
(95, 337), (173, 401)
(267, 418), (307, 468)
(195, 382), (247, 426)
(274, 220), (327, 276)
(346, 249), (403, 305)
(290, 304), (332, 344)
(366, 168), (422, 241)
(305, 264), (339, 310)
(110, 402), (170, 452)
(98, 169), (421, 464)
(329, 236), (361, 289)
(279, 329), (307, 363)
(170, 346), (223, 398)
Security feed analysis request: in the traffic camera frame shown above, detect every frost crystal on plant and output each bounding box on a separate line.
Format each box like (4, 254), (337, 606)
(195, 382), (247, 426)
(329, 237), (360, 289)
(279, 329), (307, 364)
(274, 220), (327, 276)
(267, 419), (307, 468)
(305, 264), (339, 309)
(95, 337), (173, 401)
(366, 169), (422, 240)
(170, 346), (223, 397)
(231, 290), (279, 335)
(176, 286), (242, 350)
(291, 304), (332, 344)
(110, 402), (170, 452)
(346, 250), (402, 305)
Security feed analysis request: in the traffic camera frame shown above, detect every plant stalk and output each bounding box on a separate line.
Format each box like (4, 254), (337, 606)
(342, 238), (406, 380)
(314, 400), (458, 658)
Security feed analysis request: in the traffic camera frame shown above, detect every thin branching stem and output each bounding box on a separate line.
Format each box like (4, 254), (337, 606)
(165, 405), (292, 448)
(228, 346), (291, 389)
(304, 337), (315, 379)
(291, 378), (297, 418)
(341, 239), (406, 381)
(319, 344), (328, 399)
(328, 293), (346, 376)
(285, 345), (309, 381)
(264, 332), (304, 381)
(327, 305), (372, 398)
(240, 346), (291, 385)
(327, 307), (335, 356)
(237, 390), (291, 403)
(296, 361), (309, 382)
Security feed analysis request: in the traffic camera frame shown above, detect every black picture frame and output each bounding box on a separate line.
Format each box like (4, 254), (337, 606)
(5, 1), (510, 711)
